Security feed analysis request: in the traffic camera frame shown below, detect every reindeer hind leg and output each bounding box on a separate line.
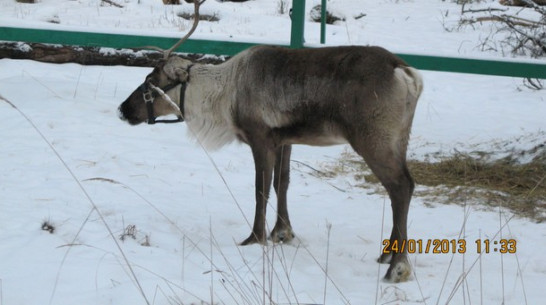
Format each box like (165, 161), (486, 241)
(350, 133), (414, 283)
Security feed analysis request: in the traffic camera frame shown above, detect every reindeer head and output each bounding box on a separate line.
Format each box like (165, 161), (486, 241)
(118, 0), (204, 125)
(118, 57), (194, 125)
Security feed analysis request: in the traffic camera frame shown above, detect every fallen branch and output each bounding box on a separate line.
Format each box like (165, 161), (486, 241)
(463, 7), (508, 14)
(472, 14), (545, 27)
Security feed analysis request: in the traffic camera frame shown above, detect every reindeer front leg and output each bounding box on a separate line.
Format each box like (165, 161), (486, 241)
(270, 145), (295, 243)
(240, 144), (276, 245)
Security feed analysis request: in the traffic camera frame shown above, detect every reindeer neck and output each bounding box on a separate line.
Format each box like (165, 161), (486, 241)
(183, 60), (238, 150)
(188, 62), (231, 86)
(186, 61), (235, 105)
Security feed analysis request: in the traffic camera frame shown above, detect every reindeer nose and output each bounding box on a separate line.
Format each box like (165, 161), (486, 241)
(117, 105), (127, 121)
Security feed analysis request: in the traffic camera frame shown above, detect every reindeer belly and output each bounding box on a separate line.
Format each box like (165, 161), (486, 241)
(274, 121), (348, 146)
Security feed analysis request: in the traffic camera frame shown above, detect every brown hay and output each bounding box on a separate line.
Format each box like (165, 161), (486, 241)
(407, 154), (546, 221)
(326, 147), (546, 222)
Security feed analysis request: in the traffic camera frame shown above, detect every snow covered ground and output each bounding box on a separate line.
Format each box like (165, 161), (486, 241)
(1, 1), (545, 305)
(2, 0), (545, 59)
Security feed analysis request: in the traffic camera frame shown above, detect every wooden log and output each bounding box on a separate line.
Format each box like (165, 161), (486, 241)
(0, 42), (224, 66)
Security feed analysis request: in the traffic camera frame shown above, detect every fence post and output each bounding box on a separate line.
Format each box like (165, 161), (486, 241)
(320, 0), (327, 44)
(290, 0), (305, 48)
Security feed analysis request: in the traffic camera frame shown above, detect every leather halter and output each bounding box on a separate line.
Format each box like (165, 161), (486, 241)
(142, 65), (192, 124)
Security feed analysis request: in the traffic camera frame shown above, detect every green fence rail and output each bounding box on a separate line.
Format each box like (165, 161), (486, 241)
(0, 26), (264, 57)
(1, 26), (545, 79)
(397, 53), (545, 79)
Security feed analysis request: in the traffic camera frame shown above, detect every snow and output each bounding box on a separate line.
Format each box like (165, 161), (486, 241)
(0, 1), (545, 305)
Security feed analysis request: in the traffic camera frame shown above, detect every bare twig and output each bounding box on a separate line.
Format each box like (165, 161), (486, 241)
(354, 13), (366, 20)
(523, 77), (544, 89)
(101, 0), (123, 8)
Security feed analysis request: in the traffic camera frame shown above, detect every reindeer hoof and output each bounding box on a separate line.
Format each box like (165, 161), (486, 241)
(239, 233), (266, 246)
(377, 252), (392, 264)
(384, 257), (411, 283)
(269, 228), (295, 244)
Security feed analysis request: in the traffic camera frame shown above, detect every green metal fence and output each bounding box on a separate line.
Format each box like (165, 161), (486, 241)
(0, 0), (545, 79)
(0, 26), (261, 58)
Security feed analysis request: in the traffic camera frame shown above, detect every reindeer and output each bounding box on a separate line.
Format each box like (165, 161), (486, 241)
(118, 0), (423, 283)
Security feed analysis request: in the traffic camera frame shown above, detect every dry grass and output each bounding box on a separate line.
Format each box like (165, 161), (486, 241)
(319, 144), (546, 222)
(408, 153), (546, 221)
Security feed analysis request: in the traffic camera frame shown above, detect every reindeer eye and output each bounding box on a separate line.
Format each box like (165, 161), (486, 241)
(142, 77), (156, 88)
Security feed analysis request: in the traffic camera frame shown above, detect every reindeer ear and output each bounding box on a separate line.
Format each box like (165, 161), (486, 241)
(163, 57), (190, 82)
(175, 68), (189, 82)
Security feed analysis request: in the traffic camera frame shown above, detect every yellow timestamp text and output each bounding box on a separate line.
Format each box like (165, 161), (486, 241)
(382, 239), (517, 254)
